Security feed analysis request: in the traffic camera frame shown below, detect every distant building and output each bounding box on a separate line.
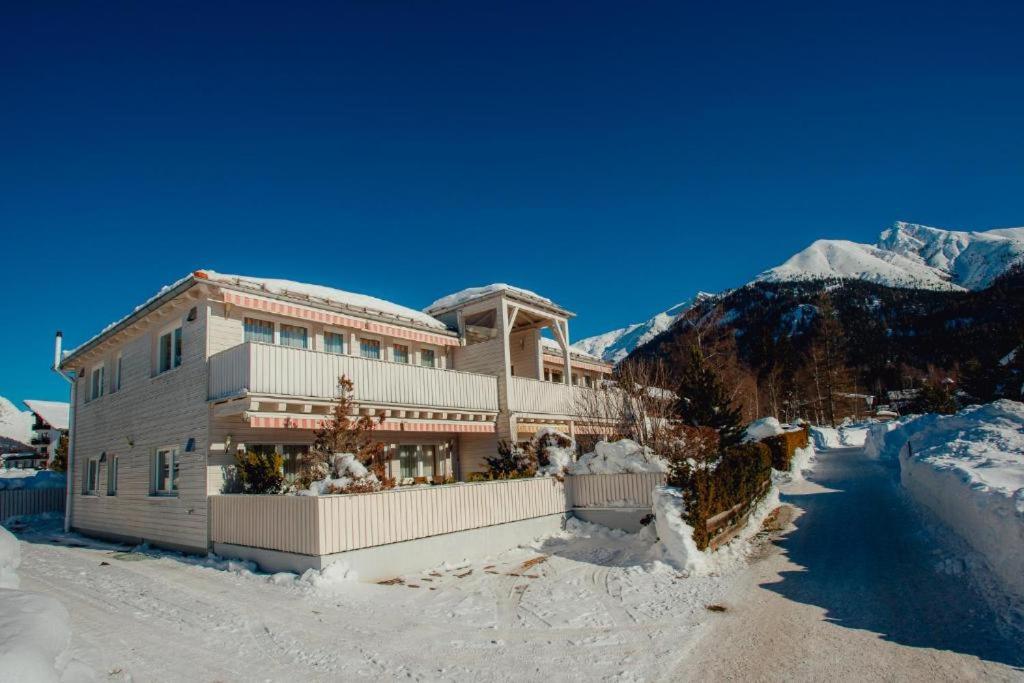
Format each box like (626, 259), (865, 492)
(23, 400), (70, 467)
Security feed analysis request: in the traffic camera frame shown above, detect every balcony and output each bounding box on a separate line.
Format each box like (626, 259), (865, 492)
(30, 435), (51, 446)
(209, 342), (499, 414)
(507, 376), (616, 418)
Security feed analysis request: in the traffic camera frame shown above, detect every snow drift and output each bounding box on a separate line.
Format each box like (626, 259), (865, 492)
(744, 417), (785, 442)
(567, 439), (667, 475)
(0, 526), (94, 682)
(869, 401), (1024, 601)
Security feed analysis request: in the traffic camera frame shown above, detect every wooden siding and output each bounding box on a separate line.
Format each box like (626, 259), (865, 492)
(566, 472), (667, 508)
(210, 477), (569, 556)
(0, 488), (65, 520)
(508, 376), (609, 416)
(209, 342), (498, 412)
(68, 295), (212, 552)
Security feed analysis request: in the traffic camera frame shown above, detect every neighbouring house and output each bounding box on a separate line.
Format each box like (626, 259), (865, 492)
(0, 436), (38, 469)
(23, 400), (69, 466)
(58, 271), (616, 554)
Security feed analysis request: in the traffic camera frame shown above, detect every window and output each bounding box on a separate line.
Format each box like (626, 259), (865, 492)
(398, 445), (417, 479)
(420, 445), (436, 479)
(420, 348), (436, 368)
(360, 338), (381, 360)
(113, 353), (124, 392)
(324, 332), (346, 355)
(244, 317), (274, 344)
(89, 364), (105, 401)
(84, 458), (99, 494)
(107, 456), (118, 495)
(393, 344), (409, 364)
(551, 371), (563, 383)
(158, 326), (183, 374)
(279, 324), (308, 349)
(152, 447), (180, 494)
(281, 445), (308, 482)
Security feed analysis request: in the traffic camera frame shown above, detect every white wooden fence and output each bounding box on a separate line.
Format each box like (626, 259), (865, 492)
(210, 472), (664, 557)
(0, 488), (65, 521)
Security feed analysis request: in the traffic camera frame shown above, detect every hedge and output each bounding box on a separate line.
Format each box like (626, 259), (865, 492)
(671, 442), (773, 551)
(761, 426), (810, 471)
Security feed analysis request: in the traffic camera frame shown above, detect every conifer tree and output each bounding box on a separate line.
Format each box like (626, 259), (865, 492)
(674, 343), (744, 448)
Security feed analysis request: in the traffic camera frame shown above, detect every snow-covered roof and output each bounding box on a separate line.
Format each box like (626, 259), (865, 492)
(22, 400), (70, 431)
(426, 284), (557, 314)
(540, 336), (607, 364)
(202, 271), (448, 331)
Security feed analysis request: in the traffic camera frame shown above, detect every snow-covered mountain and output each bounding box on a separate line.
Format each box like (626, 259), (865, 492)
(758, 222), (1024, 291)
(572, 295), (711, 363)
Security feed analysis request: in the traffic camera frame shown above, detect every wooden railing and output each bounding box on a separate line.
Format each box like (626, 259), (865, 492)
(211, 477), (569, 556)
(565, 472), (667, 508)
(0, 488), (65, 521)
(507, 376), (617, 417)
(209, 342), (499, 413)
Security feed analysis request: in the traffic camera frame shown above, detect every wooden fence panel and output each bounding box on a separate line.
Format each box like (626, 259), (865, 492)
(0, 488), (65, 521)
(566, 472), (667, 508)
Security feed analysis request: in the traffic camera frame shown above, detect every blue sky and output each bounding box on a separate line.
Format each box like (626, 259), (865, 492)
(3, 1), (1023, 405)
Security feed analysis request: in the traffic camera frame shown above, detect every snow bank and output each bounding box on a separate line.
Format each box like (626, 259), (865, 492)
(788, 445), (815, 481)
(810, 426), (841, 450)
(0, 526), (93, 682)
(652, 484), (780, 576)
(0, 470), (66, 491)
(744, 417), (784, 442)
(811, 423), (870, 450)
(567, 439), (667, 475)
(881, 401), (1024, 601)
(839, 425), (868, 447)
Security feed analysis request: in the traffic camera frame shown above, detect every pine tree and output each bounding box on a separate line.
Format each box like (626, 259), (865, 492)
(50, 433), (68, 472)
(674, 343), (744, 448)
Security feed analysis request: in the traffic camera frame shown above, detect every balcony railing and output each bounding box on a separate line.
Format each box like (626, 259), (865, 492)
(507, 376), (616, 418)
(209, 342), (499, 413)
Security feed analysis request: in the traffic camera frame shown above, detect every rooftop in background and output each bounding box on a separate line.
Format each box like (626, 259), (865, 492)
(23, 400), (70, 431)
(425, 284), (566, 316)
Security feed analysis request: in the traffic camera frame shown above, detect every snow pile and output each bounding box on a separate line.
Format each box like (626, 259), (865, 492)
(652, 484), (781, 576)
(300, 560), (359, 589)
(744, 417), (785, 442)
(533, 427), (575, 477)
(788, 445), (816, 481)
(0, 526), (94, 682)
(567, 439), (667, 475)
(0, 470), (66, 491)
(298, 454), (381, 496)
(811, 423), (870, 449)
(879, 401), (1024, 600)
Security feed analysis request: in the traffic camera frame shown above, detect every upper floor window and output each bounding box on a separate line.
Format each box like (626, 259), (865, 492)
(324, 332), (345, 355)
(89, 364), (105, 401)
(158, 326), (183, 374)
(393, 344), (409, 364)
(113, 352), (124, 392)
(244, 317), (274, 344)
(420, 348), (436, 368)
(152, 447), (179, 495)
(360, 339), (381, 360)
(280, 324), (308, 349)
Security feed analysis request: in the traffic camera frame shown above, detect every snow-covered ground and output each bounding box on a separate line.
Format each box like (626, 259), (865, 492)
(863, 400), (1024, 603)
(0, 524), (93, 682)
(810, 423), (869, 450)
(7, 514), (768, 682)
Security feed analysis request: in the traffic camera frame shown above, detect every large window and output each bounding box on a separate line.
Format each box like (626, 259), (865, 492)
(280, 324), (308, 349)
(324, 332), (345, 355)
(244, 317), (274, 344)
(398, 445), (436, 481)
(360, 338), (381, 360)
(420, 348), (436, 368)
(158, 326), (183, 374)
(89, 364), (105, 401)
(107, 455), (119, 495)
(393, 344), (409, 364)
(84, 457), (99, 494)
(152, 447), (180, 494)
